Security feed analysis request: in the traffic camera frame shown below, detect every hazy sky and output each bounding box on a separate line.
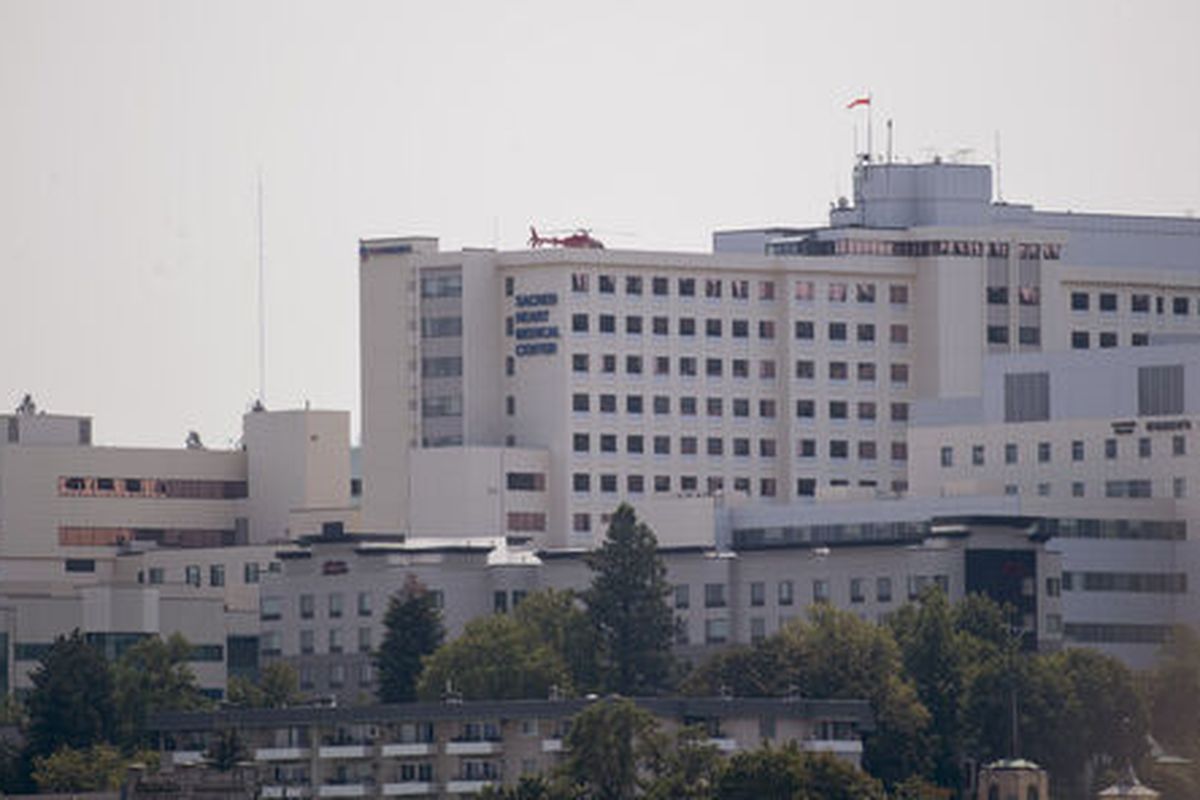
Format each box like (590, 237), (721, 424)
(2, 0), (1197, 448)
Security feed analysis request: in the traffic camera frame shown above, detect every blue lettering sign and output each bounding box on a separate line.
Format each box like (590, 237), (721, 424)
(515, 326), (560, 341)
(515, 310), (550, 324)
(516, 342), (558, 357)
(515, 292), (559, 308)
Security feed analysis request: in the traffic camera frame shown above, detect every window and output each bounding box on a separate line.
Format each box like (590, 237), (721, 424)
(704, 583), (727, 608)
(680, 436), (698, 455)
(972, 445), (985, 466)
(828, 283), (847, 302)
(795, 280), (814, 301)
(1019, 326), (1041, 345)
(987, 325), (1009, 344)
(828, 322), (847, 341)
(732, 319), (749, 338)
(652, 315), (668, 335)
(829, 440), (848, 459)
(705, 619), (730, 644)
(654, 475), (671, 493)
(600, 434), (617, 453)
(678, 277), (695, 296)
(890, 324), (908, 344)
(796, 399), (815, 418)
(813, 579), (830, 603)
(889, 284), (908, 304)
(626, 395), (644, 414)
(858, 440), (876, 460)
(626, 435), (644, 454)
(573, 433), (589, 453)
(1005, 372), (1050, 422)
(329, 592), (344, 618)
(733, 437), (750, 456)
(626, 315), (642, 334)
(652, 276), (668, 296)
(890, 363), (909, 385)
(209, 564), (225, 587)
(732, 359), (749, 379)
(602, 354), (616, 373)
(626, 355), (642, 375)
(600, 474), (617, 492)
(1005, 443), (1018, 464)
(759, 360), (776, 379)
(1138, 437), (1152, 458)
(1070, 292), (1089, 311)
(626, 276), (642, 295)
(680, 397), (697, 415)
(674, 585), (690, 609)
(759, 320), (776, 340)
(829, 361), (848, 380)
(1174, 296), (1190, 315)
(572, 393), (589, 412)
(627, 474), (644, 493)
(1132, 294), (1150, 312)
(300, 594), (315, 619)
(599, 275), (615, 293)
(1072, 440), (1084, 461)
(796, 478), (816, 496)
(759, 399), (776, 418)
(1072, 482), (1085, 497)
(654, 356), (670, 376)
(891, 441), (907, 462)
(794, 320), (814, 340)
(857, 362), (876, 382)
(1099, 293), (1118, 312)
(940, 446), (954, 467)
(798, 438), (816, 457)
(829, 400), (848, 420)
(185, 565), (201, 587)
(705, 279), (722, 298)
(796, 359), (815, 379)
(876, 577), (892, 603)
(1105, 438), (1118, 459)
(329, 629), (343, 654)
(1099, 331), (1118, 348)
(890, 402), (909, 421)
(653, 435), (670, 455)
(572, 313), (589, 333)
(679, 317), (695, 336)
(750, 582), (765, 607)
(599, 394), (616, 413)
(680, 357), (697, 377)
(572, 273), (589, 292)
(653, 395), (670, 415)
(706, 358), (723, 377)
(857, 323), (875, 342)
(1038, 442), (1051, 463)
(778, 580), (794, 605)
(1071, 331), (1089, 349)
(706, 318), (722, 337)
(707, 437), (724, 456)
(850, 578), (865, 603)
(573, 473), (590, 492)
(573, 513), (591, 533)
(1173, 434), (1186, 456)
(244, 562), (260, 584)
(1138, 365), (1184, 416)
(573, 353), (589, 372)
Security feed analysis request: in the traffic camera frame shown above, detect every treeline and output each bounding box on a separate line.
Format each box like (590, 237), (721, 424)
(0, 631), (299, 793)
(374, 504), (1200, 800)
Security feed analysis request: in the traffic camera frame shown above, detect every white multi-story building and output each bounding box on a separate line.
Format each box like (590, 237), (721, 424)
(908, 343), (1200, 667)
(359, 160), (1200, 549)
(0, 403), (355, 697)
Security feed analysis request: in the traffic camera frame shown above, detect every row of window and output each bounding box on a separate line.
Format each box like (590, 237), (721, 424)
(58, 476), (249, 500)
(1070, 291), (1197, 316)
(571, 425), (909, 457)
(998, 477), (1185, 500)
(1061, 571), (1187, 594)
(565, 314), (910, 344)
(570, 393), (908, 423)
(567, 353), (912, 384)
(942, 433), (1187, 467)
(1071, 330), (1144, 349)
(674, 574), (948, 610)
(298, 626), (375, 654)
(137, 561), (268, 587)
(567, 274), (910, 305)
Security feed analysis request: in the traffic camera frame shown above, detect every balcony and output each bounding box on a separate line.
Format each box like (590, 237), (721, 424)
(445, 741), (500, 756)
(541, 739), (564, 753)
(318, 744), (371, 759)
(171, 750), (206, 766)
(805, 739), (864, 755)
(445, 780), (495, 794)
(707, 738), (739, 753)
(255, 747), (312, 762)
(318, 785), (368, 798)
(381, 783), (436, 797)
(380, 742), (435, 757)
(261, 787), (311, 798)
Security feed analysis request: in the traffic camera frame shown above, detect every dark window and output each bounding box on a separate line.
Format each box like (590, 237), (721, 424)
(679, 318), (695, 336)
(626, 276), (642, 295)
(626, 315), (642, 334)
(652, 277), (669, 296)
(1099, 293), (1118, 312)
(794, 320), (814, 340)
(828, 322), (847, 341)
(1099, 331), (1118, 348)
(599, 314), (615, 333)
(1071, 331), (1089, 349)
(1004, 372), (1051, 422)
(573, 473), (590, 492)
(732, 319), (748, 338)
(678, 278), (695, 296)
(706, 318), (722, 337)
(1174, 297), (1190, 316)
(626, 395), (643, 414)
(652, 316), (669, 335)
(987, 325), (1009, 344)
(572, 313), (589, 333)
(653, 395), (670, 415)
(1070, 292), (1089, 311)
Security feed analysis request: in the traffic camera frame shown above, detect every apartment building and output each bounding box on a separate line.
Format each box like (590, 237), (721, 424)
(908, 344), (1200, 666)
(359, 160), (1200, 549)
(147, 696), (873, 797)
(259, 511), (1060, 702)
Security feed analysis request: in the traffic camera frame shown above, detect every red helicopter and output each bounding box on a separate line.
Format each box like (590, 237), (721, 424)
(528, 226), (605, 250)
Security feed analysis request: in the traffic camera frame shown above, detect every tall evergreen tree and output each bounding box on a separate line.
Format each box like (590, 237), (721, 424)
(112, 633), (209, 747)
(24, 630), (116, 760)
(583, 503), (675, 695)
(375, 575), (444, 703)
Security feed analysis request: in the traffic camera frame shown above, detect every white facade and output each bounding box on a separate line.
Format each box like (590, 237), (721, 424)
(359, 161), (1200, 550)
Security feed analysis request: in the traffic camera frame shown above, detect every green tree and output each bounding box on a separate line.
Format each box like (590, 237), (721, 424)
(113, 633), (210, 747)
(583, 504), (676, 695)
(375, 575), (444, 703)
(479, 774), (570, 799)
(715, 744), (885, 800)
(1150, 625), (1200, 758)
(562, 698), (659, 800)
(514, 588), (602, 692)
(417, 613), (572, 701)
(206, 728), (248, 771)
(31, 744), (127, 793)
(24, 630), (116, 760)
(226, 662), (300, 709)
(641, 725), (721, 800)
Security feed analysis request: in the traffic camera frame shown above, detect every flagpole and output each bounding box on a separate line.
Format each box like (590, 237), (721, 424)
(866, 92), (873, 163)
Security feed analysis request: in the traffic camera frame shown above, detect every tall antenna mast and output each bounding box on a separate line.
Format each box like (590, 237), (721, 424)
(866, 92), (873, 162)
(886, 119), (894, 164)
(994, 130), (1003, 202)
(257, 169), (266, 405)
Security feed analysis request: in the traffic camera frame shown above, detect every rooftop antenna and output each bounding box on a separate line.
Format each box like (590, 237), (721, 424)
(994, 130), (1004, 202)
(886, 119), (894, 164)
(256, 168), (267, 407)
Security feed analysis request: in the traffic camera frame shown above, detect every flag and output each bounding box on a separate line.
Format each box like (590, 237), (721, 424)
(846, 96), (870, 109)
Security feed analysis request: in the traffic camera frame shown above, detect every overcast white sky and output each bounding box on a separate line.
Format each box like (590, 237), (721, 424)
(2, 0), (1197, 448)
